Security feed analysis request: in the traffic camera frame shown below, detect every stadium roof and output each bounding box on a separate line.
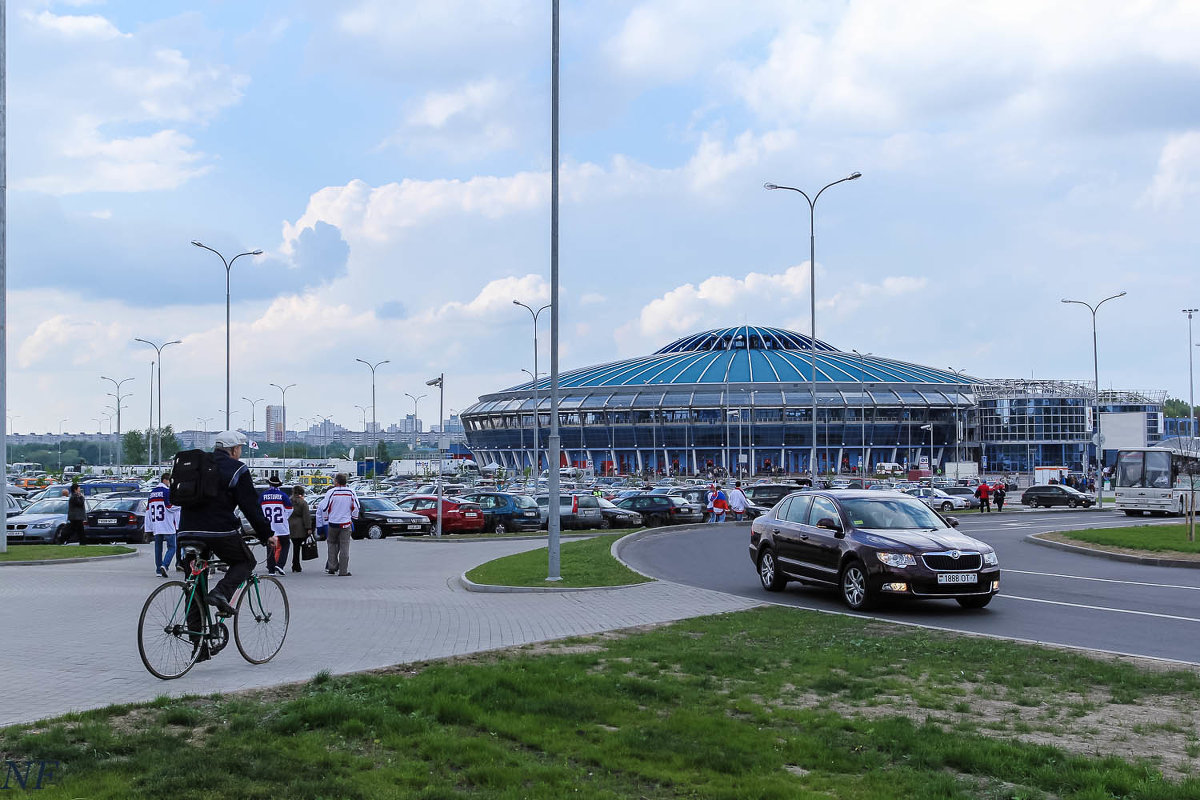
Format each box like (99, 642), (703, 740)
(509, 325), (974, 392)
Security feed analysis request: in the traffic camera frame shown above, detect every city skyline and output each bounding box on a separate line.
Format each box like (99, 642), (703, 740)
(6, 1), (1200, 432)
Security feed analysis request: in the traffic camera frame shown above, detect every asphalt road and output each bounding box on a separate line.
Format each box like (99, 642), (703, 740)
(620, 509), (1200, 665)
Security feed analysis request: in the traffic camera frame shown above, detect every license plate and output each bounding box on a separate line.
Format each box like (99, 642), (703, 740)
(407, 524), (423, 530)
(524, 512), (537, 517)
(98, 518), (118, 525)
(465, 512), (478, 517)
(937, 573), (978, 584)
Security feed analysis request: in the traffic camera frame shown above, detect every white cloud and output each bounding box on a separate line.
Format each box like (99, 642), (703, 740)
(386, 77), (522, 159)
(684, 129), (796, 191)
(1142, 132), (1200, 211)
(579, 293), (606, 305)
(20, 125), (209, 194)
(27, 10), (128, 40)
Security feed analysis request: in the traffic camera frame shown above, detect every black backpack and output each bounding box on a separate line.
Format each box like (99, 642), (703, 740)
(170, 449), (223, 509)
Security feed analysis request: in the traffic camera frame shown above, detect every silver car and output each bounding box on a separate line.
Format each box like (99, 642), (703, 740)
(905, 487), (970, 513)
(533, 493), (604, 530)
(5, 497), (94, 544)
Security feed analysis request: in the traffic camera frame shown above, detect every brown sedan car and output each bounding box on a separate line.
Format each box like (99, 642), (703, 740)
(749, 490), (1000, 610)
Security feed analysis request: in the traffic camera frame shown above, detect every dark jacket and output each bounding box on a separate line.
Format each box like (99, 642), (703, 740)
(67, 491), (86, 521)
(178, 449), (274, 543)
(288, 495), (313, 539)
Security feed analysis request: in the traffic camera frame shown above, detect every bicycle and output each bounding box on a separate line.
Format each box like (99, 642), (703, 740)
(137, 537), (289, 680)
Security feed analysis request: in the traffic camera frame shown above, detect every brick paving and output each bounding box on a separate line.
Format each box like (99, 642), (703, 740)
(0, 537), (758, 727)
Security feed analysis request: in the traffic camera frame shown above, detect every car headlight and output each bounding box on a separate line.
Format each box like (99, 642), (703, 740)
(31, 521), (53, 529)
(983, 551), (998, 566)
(876, 552), (916, 568)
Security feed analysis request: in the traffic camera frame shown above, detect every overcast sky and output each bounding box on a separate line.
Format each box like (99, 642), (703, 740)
(7, 0), (1200, 436)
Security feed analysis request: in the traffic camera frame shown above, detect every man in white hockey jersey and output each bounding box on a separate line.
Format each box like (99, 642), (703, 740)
(259, 476), (293, 576)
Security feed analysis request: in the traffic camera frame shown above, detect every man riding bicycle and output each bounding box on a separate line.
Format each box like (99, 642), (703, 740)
(178, 431), (277, 618)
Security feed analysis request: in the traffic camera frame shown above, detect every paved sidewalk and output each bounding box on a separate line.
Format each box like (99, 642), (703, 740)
(0, 537), (758, 727)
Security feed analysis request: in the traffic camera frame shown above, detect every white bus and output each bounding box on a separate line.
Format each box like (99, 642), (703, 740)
(1113, 438), (1200, 517)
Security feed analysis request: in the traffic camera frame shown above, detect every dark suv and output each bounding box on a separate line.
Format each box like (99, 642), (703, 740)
(1021, 484), (1094, 509)
(459, 492), (542, 533)
(615, 495), (704, 527)
(742, 484), (801, 509)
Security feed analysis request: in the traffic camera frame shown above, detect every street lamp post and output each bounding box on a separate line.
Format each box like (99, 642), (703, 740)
(921, 423), (933, 476)
(1185, 310), (1198, 438)
(765, 171), (862, 480)
(948, 367), (969, 466)
(355, 404), (370, 458)
(269, 383), (296, 460)
(513, 301), (549, 478)
(101, 376), (133, 473)
(426, 375), (444, 536)
(1062, 292), (1126, 509)
(852, 350), (871, 475)
(57, 419), (68, 472)
(191, 241), (263, 430)
(147, 360), (154, 464)
(242, 397), (265, 440)
(197, 417), (213, 449)
(355, 358), (390, 471)
(404, 393), (426, 453)
(134, 337), (181, 465)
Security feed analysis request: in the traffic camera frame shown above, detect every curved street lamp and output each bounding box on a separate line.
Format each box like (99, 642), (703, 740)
(1062, 291), (1126, 510)
(513, 300), (550, 475)
(191, 241), (263, 429)
(101, 376), (134, 472)
(765, 172), (862, 477)
(426, 375), (444, 536)
(269, 383), (296, 459)
(134, 337), (181, 465)
(355, 358), (390, 468)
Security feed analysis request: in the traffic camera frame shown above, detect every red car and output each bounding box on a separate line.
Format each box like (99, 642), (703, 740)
(395, 495), (487, 534)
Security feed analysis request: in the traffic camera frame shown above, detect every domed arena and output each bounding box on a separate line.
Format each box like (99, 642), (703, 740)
(460, 325), (976, 477)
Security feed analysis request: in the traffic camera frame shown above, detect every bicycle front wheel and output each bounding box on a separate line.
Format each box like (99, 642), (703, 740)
(138, 581), (202, 680)
(234, 575), (289, 664)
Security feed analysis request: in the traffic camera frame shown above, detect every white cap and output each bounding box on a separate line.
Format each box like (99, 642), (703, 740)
(212, 430), (248, 449)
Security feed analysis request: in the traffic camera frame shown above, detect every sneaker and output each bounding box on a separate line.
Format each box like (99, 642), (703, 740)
(273, 567), (286, 577)
(325, 568), (336, 575)
(158, 567), (168, 578)
(338, 572), (352, 577)
(292, 567), (302, 573)
(192, 643), (211, 663)
(206, 591), (236, 617)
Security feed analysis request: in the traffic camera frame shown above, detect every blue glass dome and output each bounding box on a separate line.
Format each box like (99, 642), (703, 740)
(508, 326), (973, 391)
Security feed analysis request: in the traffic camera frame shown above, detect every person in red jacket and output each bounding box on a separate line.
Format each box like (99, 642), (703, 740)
(975, 481), (991, 513)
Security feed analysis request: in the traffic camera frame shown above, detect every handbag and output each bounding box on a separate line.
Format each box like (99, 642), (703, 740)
(301, 535), (320, 561)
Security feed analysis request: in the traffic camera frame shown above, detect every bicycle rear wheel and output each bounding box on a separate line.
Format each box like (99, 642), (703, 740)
(234, 575), (289, 664)
(138, 581), (202, 680)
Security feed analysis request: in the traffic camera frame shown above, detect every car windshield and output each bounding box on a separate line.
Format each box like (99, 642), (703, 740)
(360, 498), (401, 512)
(597, 497), (618, 509)
(839, 497), (949, 530)
(513, 495), (537, 509)
(95, 499), (141, 512)
(23, 499), (68, 515)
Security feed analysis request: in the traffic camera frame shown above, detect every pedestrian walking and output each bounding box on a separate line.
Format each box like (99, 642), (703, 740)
(288, 485), (313, 573)
(975, 481), (991, 512)
(65, 483), (86, 544)
(146, 473), (178, 577)
(317, 473), (359, 576)
(260, 476), (293, 576)
(728, 482), (749, 521)
(993, 481), (1006, 513)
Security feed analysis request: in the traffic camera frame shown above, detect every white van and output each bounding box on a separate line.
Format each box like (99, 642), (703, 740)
(874, 462), (904, 475)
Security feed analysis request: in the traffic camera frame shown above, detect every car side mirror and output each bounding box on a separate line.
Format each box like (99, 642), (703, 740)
(816, 517), (843, 534)
(946, 516), (960, 528)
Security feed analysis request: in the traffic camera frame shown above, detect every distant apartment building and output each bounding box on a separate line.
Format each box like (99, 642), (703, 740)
(264, 405), (285, 443)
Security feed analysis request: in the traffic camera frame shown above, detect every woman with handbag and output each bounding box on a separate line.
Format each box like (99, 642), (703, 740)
(289, 485), (315, 573)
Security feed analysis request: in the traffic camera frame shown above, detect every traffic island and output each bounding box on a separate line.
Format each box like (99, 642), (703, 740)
(0, 545), (137, 567)
(461, 532), (654, 591)
(1028, 524), (1200, 568)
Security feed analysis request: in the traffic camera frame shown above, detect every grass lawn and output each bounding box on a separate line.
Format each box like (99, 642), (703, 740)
(465, 533), (652, 588)
(0, 544), (134, 562)
(6, 607), (1200, 798)
(1055, 523), (1200, 554)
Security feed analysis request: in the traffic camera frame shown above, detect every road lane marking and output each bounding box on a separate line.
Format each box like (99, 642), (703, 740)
(1006, 569), (1200, 591)
(1004, 594), (1200, 623)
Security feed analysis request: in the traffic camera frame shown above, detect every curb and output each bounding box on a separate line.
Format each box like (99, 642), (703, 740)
(0, 550), (139, 567)
(395, 532), (596, 544)
(1026, 533), (1200, 569)
(459, 522), (743, 593)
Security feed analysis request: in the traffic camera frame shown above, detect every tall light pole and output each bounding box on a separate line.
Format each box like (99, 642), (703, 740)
(197, 416), (213, 449)
(242, 396), (264, 439)
(92, 415), (106, 468)
(134, 337), (181, 465)
(355, 404), (370, 458)
(426, 375), (444, 536)
(921, 423), (933, 477)
(1062, 291), (1126, 510)
(146, 360), (154, 464)
(404, 393), (426, 453)
(270, 383), (296, 460)
(101, 375), (133, 473)
(355, 358), (389, 470)
(852, 349), (871, 475)
(521, 368), (541, 477)
(1185, 310), (1198, 438)
(765, 171), (862, 478)
(948, 367), (968, 466)
(190, 241), (263, 429)
(295, 417), (310, 459)
(513, 300), (549, 477)
(57, 419), (68, 472)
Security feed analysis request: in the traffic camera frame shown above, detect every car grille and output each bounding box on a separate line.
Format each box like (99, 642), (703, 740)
(921, 551), (982, 571)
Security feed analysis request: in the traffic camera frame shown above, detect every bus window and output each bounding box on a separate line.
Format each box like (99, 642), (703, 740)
(1115, 451), (1144, 488)
(1145, 451), (1171, 489)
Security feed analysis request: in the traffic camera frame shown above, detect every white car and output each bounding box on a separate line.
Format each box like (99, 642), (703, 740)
(905, 487), (970, 513)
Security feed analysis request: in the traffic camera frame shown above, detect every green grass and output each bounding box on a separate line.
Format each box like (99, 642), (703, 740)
(6, 607), (1200, 798)
(0, 544), (134, 562)
(1057, 524), (1200, 554)
(465, 533), (652, 588)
